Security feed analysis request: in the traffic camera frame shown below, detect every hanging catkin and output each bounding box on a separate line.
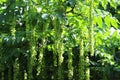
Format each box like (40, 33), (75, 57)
(89, 0), (94, 56)
(56, 19), (64, 80)
(79, 31), (85, 80)
(68, 47), (73, 80)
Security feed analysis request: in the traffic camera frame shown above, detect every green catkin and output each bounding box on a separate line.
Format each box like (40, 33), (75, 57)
(26, 23), (33, 80)
(85, 56), (90, 80)
(26, 6), (36, 80)
(53, 19), (59, 79)
(11, 18), (16, 39)
(53, 40), (57, 67)
(57, 41), (64, 80)
(14, 59), (19, 80)
(52, 1), (64, 79)
(53, 21), (58, 67)
(25, 14), (31, 80)
(57, 21), (64, 80)
(89, 0), (94, 56)
(53, 22), (58, 79)
(37, 38), (44, 76)
(25, 1), (37, 79)
(68, 27), (73, 80)
(27, 22), (37, 80)
(29, 26), (36, 80)
(68, 47), (73, 80)
(37, 22), (47, 78)
(57, 2), (64, 79)
(26, 25), (36, 80)
(25, 1), (31, 79)
(79, 31), (85, 80)
(85, 0), (94, 80)
(54, 17), (63, 80)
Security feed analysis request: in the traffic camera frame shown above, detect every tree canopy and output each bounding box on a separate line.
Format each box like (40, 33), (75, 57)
(0, 0), (120, 80)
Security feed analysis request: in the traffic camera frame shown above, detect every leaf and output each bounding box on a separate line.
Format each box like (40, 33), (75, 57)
(0, 0), (6, 3)
(112, 30), (118, 37)
(104, 16), (111, 27)
(94, 16), (103, 27)
(69, 0), (76, 7)
(109, 0), (116, 9)
(110, 17), (118, 29)
(100, 0), (108, 9)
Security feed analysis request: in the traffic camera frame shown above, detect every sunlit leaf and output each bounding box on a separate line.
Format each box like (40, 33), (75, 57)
(104, 16), (111, 27)
(0, 0), (6, 3)
(110, 17), (119, 29)
(97, 16), (103, 27)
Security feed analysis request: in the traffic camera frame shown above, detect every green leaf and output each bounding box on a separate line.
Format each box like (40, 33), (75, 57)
(94, 16), (103, 27)
(104, 16), (111, 27)
(110, 17), (118, 29)
(0, 0), (6, 3)
(100, 0), (108, 9)
(112, 30), (118, 37)
(109, 0), (116, 9)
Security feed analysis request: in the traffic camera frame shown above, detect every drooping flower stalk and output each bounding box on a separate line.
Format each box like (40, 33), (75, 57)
(13, 59), (19, 80)
(29, 26), (36, 80)
(68, 47), (73, 80)
(37, 37), (45, 75)
(84, 0), (94, 80)
(57, 37), (64, 80)
(26, 23), (37, 80)
(25, 8), (32, 80)
(85, 56), (90, 80)
(37, 20), (48, 78)
(53, 24), (58, 79)
(25, 4), (37, 80)
(89, 0), (94, 56)
(79, 31), (85, 80)
(54, 18), (64, 80)
(67, 27), (73, 80)
(26, 22), (32, 80)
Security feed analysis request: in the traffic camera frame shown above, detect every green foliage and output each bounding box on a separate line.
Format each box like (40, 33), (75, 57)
(0, 0), (120, 80)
